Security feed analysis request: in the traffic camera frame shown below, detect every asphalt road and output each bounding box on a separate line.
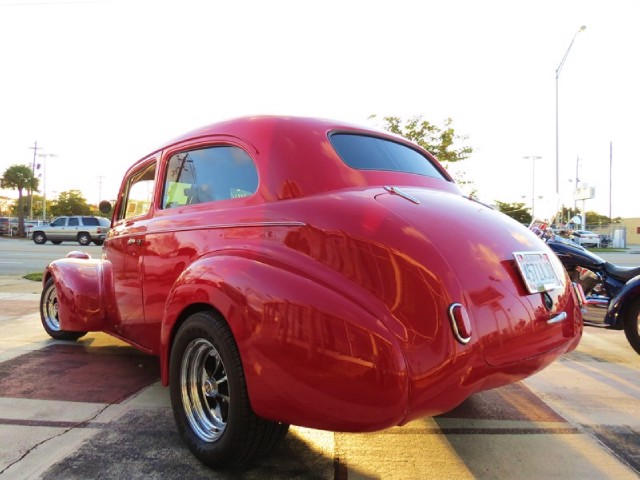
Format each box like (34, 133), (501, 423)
(0, 237), (103, 275)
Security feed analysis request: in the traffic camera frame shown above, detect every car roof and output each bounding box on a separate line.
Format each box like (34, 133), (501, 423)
(126, 116), (460, 201)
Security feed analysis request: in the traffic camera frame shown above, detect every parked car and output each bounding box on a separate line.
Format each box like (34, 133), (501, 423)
(32, 216), (111, 245)
(40, 116), (582, 467)
(0, 217), (10, 235)
(571, 229), (600, 248)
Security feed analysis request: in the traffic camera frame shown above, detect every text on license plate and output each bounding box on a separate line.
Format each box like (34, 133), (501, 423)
(513, 251), (563, 294)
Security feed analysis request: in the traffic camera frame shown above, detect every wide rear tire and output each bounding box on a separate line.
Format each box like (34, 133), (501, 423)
(623, 298), (640, 355)
(169, 311), (288, 467)
(40, 278), (87, 341)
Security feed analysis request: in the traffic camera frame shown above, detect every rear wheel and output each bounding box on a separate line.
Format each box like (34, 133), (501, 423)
(169, 311), (288, 467)
(623, 298), (640, 355)
(40, 278), (87, 341)
(33, 232), (47, 244)
(77, 233), (91, 246)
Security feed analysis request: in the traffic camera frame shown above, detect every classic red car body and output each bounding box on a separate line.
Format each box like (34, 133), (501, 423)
(44, 116), (582, 433)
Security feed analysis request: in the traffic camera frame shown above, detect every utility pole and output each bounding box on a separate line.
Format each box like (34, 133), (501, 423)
(28, 141), (42, 220)
(609, 142), (613, 222)
(97, 175), (104, 202)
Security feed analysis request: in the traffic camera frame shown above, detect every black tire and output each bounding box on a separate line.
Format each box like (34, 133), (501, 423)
(623, 298), (640, 355)
(40, 278), (87, 341)
(169, 311), (288, 467)
(52, 240), (62, 245)
(94, 240), (104, 246)
(77, 233), (91, 246)
(33, 232), (47, 244)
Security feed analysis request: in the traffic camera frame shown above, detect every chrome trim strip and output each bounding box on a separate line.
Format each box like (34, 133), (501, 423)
(547, 312), (568, 325)
(112, 221), (306, 239)
(196, 221), (306, 230)
(384, 186), (421, 204)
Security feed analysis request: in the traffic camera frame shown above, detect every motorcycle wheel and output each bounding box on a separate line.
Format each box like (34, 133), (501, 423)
(622, 298), (640, 355)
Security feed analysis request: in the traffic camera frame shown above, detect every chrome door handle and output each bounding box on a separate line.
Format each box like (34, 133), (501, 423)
(547, 312), (568, 325)
(127, 238), (142, 246)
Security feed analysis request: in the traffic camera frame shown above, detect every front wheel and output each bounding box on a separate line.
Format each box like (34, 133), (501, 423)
(40, 278), (87, 341)
(623, 298), (640, 355)
(169, 311), (288, 467)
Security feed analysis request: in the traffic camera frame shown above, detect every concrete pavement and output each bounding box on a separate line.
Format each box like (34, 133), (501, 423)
(1, 274), (639, 479)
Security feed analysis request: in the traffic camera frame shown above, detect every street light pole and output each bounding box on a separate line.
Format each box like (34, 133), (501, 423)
(524, 155), (542, 220)
(555, 25), (586, 195)
(28, 141), (42, 220)
(38, 153), (57, 222)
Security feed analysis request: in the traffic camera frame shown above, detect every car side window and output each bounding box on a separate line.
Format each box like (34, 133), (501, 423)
(121, 162), (156, 220)
(51, 217), (66, 227)
(68, 218), (79, 226)
(162, 146), (258, 209)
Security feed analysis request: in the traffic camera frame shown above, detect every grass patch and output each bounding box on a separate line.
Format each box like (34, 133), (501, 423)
(588, 248), (627, 253)
(23, 272), (43, 282)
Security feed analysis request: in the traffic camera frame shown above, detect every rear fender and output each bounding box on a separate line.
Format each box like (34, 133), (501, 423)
(44, 257), (113, 332)
(159, 253), (410, 431)
(605, 275), (640, 328)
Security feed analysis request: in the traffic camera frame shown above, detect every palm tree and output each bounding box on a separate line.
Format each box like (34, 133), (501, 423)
(1, 165), (39, 237)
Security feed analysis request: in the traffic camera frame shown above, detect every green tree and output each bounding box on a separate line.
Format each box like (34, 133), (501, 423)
(585, 211), (622, 227)
(10, 193), (48, 220)
(372, 115), (473, 163)
(494, 200), (532, 225)
(1, 164), (39, 237)
(49, 189), (93, 217)
(372, 115), (473, 190)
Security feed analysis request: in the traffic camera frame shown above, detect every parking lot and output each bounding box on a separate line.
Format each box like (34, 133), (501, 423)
(1, 237), (640, 478)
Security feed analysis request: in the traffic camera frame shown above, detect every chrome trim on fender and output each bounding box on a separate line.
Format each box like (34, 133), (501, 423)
(547, 312), (568, 325)
(448, 303), (472, 344)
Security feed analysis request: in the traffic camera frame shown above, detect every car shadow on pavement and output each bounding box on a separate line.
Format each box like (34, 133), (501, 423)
(41, 408), (338, 480)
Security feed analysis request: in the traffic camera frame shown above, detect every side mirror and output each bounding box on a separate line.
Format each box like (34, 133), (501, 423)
(99, 200), (113, 215)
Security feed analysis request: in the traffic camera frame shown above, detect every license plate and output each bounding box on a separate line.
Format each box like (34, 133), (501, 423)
(513, 251), (563, 294)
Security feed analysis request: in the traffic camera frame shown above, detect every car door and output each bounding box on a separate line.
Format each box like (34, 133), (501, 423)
(47, 217), (67, 241)
(105, 159), (157, 349)
(66, 217), (80, 241)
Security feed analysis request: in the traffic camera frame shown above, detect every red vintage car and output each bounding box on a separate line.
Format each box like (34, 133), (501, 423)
(40, 116), (582, 467)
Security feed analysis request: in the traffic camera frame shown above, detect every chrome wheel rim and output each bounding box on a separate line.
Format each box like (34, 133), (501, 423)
(42, 283), (60, 332)
(180, 338), (229, 442)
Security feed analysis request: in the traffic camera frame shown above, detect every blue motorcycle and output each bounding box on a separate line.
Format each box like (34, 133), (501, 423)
(547, 236), (640, 354)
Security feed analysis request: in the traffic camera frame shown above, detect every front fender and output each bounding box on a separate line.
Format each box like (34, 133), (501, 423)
(606, 274), (640, 328)
(159, 253), (410, 432)
(44, 256), (112, 332)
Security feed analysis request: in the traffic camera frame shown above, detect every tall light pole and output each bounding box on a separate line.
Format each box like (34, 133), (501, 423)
(28, 141), (42, 220)
(524, 155), (542, 220)
(555, 25), (586, 195)
(38, 153), (57, 221)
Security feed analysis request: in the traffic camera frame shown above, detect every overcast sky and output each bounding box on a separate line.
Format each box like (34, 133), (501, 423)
(1, 0), (638, 220)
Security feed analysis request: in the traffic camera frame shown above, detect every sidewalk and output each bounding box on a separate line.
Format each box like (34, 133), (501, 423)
(0, 275), (42, 295)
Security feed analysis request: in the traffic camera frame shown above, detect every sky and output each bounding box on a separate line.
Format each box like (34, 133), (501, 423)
(0, 0), (638, 221)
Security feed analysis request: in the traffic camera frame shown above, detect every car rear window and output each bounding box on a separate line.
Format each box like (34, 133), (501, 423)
(330, 133), (445, 179)
(82, 217), (99, 226)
